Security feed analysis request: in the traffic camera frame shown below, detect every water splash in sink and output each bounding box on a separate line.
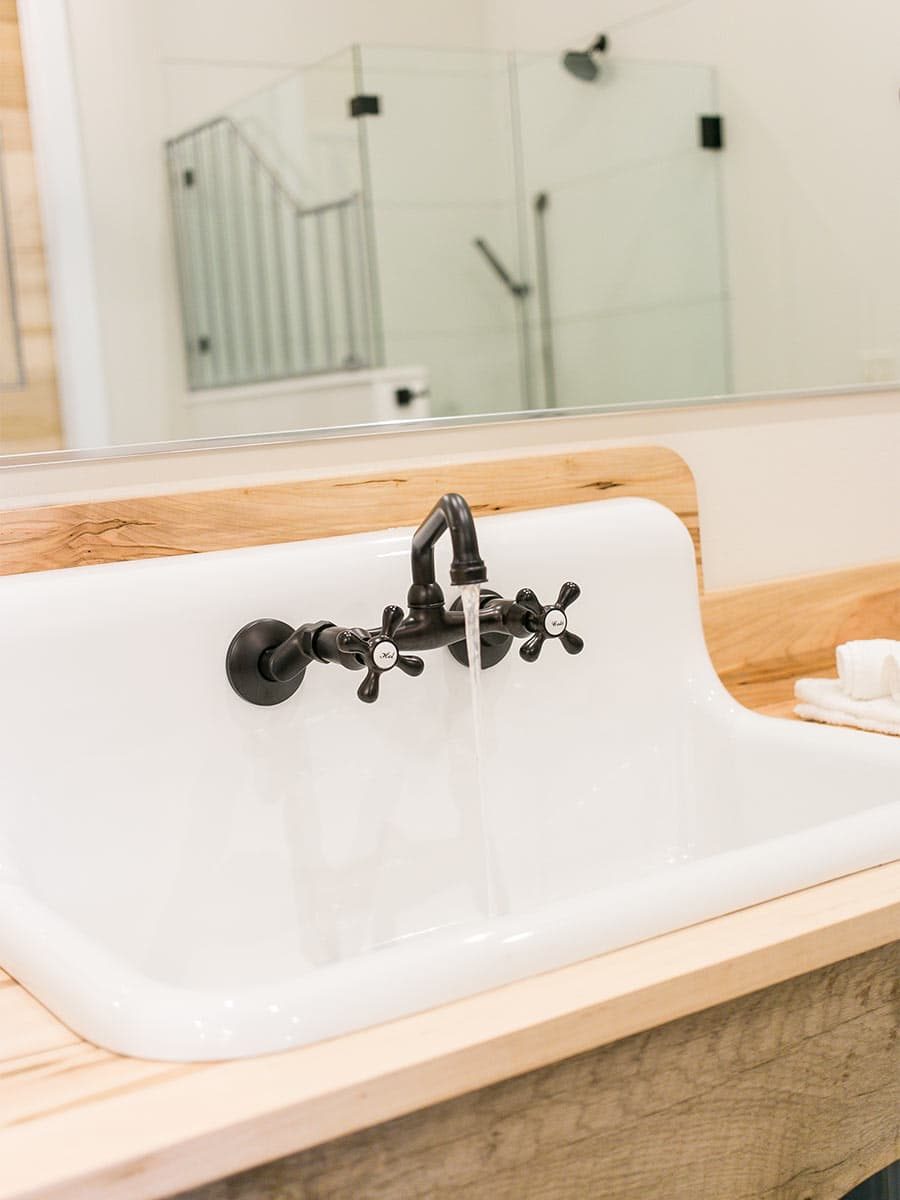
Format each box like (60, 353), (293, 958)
(459, 582), (496, 916)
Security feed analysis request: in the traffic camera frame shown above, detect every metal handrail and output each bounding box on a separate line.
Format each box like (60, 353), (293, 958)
(167, 115), (305, 219)
(168, 115), (361, 223)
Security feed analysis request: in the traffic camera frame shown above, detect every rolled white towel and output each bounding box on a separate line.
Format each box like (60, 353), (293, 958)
(835, 639), (900, 699)
(886, 654), (900, 702)
(794, 676), (900, 737)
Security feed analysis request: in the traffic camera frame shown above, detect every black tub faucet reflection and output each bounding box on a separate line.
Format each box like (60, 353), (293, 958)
(226, 493), (583, 706)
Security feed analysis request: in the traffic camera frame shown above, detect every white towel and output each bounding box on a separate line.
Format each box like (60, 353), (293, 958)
(835, 639), (900, 699)
(886, 655), (900, 702)
(794, 676), (900, 737)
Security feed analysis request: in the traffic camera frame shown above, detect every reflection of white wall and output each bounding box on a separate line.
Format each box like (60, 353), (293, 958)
(181, 365), (430, 437)
(61, 0), (182, 445)
(485, 0), (900, 396)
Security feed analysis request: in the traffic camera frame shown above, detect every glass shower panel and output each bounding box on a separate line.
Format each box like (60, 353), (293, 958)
(513, 54), (730, 410)
(167, 49), (375, 390)
(355, 47), (530, 418)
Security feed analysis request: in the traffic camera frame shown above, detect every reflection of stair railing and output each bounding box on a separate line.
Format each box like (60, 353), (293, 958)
(166, 116), (372, 390)
(0, 127), (24, 390)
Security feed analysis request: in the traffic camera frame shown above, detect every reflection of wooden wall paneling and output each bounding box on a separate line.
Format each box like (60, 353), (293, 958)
(0, 446), (703, 578)
(0, 0), (61, 451)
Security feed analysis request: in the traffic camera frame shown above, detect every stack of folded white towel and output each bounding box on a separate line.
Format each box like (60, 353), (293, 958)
(794, 640), (900, 736)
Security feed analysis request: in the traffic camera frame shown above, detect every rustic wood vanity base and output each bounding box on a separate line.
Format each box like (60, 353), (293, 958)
(175, 941), (900, 1200)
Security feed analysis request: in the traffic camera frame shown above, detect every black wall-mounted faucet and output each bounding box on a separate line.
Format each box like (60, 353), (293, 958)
(226, 493), (583, 706)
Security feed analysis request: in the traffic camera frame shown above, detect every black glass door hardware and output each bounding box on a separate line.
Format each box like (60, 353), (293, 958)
(349, 94), (381, 118)
(699, 113), (724, 149)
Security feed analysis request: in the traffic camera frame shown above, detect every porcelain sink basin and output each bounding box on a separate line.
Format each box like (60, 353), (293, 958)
(0, 498), (898, 1061)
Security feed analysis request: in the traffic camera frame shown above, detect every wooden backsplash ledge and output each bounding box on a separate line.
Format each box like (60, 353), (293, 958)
(703, 558), (900, 710)
(0, 447), (702, 578)
(4, 444), (900, 715)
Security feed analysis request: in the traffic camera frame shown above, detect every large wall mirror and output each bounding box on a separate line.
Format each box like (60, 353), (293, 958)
(2, 0), (898, 459)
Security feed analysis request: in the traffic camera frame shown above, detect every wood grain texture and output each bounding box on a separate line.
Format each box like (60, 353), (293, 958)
(702, 559), (900, 711)
(174, 942), (900, 1200)
(0, 2), (61, 452)
(0, 446), (702, 579)
(1, 862), (898, 1200)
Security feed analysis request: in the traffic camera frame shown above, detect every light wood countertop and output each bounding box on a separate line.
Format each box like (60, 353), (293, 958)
(0, 698), (898, 1200)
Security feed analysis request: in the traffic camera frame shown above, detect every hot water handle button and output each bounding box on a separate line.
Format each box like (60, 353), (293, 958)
(515, 582), (584, 662)
(543, 608), (568, 636)
(337, 605), (425, 703)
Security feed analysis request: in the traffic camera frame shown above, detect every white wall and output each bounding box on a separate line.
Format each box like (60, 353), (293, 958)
(484, 0), (900, 397)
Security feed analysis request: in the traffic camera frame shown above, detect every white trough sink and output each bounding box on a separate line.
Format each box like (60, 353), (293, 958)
(0, 498), (898, 1060)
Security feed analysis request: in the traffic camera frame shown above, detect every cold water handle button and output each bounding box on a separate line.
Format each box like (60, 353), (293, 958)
(337, 605), (425, 703)
(515, 582), (584, 662)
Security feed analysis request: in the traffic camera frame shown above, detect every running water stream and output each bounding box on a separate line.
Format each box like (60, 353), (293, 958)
(459, 583), (497, 917)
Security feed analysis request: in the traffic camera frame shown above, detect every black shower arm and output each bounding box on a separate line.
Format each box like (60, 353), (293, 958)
(472, 237), (530, 298)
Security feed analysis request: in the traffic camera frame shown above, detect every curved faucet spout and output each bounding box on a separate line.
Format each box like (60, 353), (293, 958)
(409, 493), (487, 592)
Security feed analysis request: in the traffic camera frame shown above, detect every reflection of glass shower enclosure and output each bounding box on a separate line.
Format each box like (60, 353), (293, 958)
(167, 47), (729, 415)
(168, 118), (371, 389)
(356, 47), (531, 416)
(513, 53), (730, 412)
(167, 51), (376, 390)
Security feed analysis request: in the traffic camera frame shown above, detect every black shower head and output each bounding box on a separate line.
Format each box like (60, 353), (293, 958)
(562, 34), (608, 81)
(562, 50), (599, 80)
